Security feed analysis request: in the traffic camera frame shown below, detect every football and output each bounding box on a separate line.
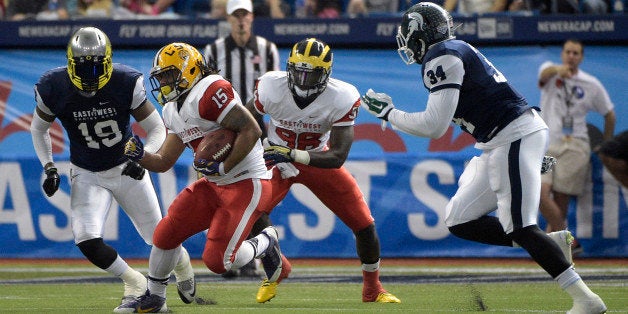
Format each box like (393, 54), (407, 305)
(194, 128), (236, 164)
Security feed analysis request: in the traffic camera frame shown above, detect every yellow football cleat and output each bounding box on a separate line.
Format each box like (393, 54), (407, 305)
(375, 292), (401, 303)
(256, 279), (278, 303)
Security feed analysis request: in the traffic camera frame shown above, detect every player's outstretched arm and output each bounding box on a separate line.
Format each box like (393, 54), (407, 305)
(125, 133), (186, 173)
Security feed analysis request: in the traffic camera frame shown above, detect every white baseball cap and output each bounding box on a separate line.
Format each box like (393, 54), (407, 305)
(226, 0), (253, 15)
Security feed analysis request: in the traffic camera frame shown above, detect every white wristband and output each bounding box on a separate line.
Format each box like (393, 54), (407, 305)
(291, 149), (310, 165)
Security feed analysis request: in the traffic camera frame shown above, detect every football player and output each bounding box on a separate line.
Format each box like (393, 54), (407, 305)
(360, 3), (606, 314)
(118, 42), (284, 312)
(30, 27), (196, 311)
(246, 38), (401, 304)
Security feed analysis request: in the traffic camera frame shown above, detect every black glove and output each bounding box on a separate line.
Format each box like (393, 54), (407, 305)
(43, 167), (60, 197)
(122, 161), (146, 180)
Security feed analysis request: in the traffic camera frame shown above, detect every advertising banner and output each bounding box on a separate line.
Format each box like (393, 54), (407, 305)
(0, 46), (626, 259)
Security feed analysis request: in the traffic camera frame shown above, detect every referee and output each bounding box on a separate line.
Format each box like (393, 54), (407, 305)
(203, 0), (280, 105)
(202, 0), (280, 279)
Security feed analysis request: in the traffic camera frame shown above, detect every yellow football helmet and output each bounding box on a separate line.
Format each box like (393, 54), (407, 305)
(287, 38), (333, 103)
(67, 27), (113, 95)
(149, 42), (211, 105)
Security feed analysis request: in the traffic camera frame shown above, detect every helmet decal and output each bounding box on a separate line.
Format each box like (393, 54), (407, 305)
(396, 3), (455, 65)
(407, 12), (425, 34)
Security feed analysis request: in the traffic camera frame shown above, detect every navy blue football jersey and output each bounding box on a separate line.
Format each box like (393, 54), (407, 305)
(422, 40), (531, 143)
(35, 64), (145, 171)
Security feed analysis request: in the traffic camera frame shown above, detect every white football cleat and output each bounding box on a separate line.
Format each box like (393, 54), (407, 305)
(567, 294), (607, 314)
(121, 268), (147, 304)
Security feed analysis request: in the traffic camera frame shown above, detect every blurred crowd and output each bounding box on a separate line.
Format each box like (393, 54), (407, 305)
(1, 0), (624, 22)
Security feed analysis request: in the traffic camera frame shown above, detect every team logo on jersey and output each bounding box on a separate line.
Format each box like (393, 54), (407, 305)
(73, 107), (117, 122)
(572, 85), (585, 99)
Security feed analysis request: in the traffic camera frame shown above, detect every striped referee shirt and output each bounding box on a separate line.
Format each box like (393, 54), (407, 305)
(203, 34), (280, 104)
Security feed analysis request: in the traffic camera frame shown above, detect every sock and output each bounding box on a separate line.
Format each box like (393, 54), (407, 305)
(147, 276), (169, 298)
(556, 267), (596, 300)
(362, 259), (380, 272)
(173, 247), (193, 282)
(106, 255), (130, 277)
(120, 266), (146, 297)
(149, 246), (180, 280)
(255, 232), (271, 257)
(119, 266), (143, 284)
(232, 240), (256, 269)
(362, 269), (384, 300)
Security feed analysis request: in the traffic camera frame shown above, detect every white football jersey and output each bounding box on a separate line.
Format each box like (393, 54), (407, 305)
(162, 74), (269, 184)
(254, 71), (360, 151)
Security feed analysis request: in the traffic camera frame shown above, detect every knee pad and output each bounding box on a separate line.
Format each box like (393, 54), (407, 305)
(448, 216), (513, 247)
(76, 238), (118, 270)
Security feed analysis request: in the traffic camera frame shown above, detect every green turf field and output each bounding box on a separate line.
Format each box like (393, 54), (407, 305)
(0, 259), (625, 313)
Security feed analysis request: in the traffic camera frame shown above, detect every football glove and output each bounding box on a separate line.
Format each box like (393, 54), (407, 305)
(122, 161), (146, 180)
(43, 166), (60, 197)
(264, 145), (293, 167)
(194, 159), (223, 176)
(360, 88), (394, 121)
(541, 155), (557, 174)
(124, 135), (144, 161)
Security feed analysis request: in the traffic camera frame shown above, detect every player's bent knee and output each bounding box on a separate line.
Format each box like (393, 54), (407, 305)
(76, 238), (118, 269)
(201, 253), (226, 274)
(152, 218), (181, 250)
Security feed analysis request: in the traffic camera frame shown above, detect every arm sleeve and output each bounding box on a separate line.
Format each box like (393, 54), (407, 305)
(130, 76), (148, 110)
(30, 110), (54, 167)
(388, 88), (459, 139)
(138, 109), (166, 154)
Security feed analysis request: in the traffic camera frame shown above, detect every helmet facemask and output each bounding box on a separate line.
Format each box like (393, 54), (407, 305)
(149, 67), (185, 106)
(396, 25), (425, 65)
(287, 38), (333, 105)
(287, 62), (330, 100)
(67, 27), (113, 96)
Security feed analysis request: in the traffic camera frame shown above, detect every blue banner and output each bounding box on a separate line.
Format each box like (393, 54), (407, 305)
(0, 47), (626, 259)
(0, 153), (625, 259)
(0, 14), (626, 48)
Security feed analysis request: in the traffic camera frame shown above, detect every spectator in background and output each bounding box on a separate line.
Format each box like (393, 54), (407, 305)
(527, 0), (580, 14)
(202, 0), (282, 279)
(295, 0), (343, 18)
(253, 0), (291, 18)
(598, 130), (628, 188)
(7, 0), (69, 20)
(117, 0), (156, 15)
(293, 0), (315, 16)
(117, 0), (187, 16)
(443, 0), (508, 14)
(74, 0), (113, 18)
(581, 0), (609, 13)
(1, 0), (6, 20)
(210, 0), (229, 18)
(346, 0), (399, 17)
(538, 39), (615, 255)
